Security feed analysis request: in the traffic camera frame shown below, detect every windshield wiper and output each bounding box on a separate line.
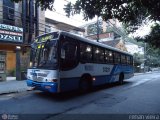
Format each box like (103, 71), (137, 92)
(39, 60), (47, 66)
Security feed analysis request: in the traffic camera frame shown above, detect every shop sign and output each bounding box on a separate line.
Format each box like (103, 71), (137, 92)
(0, 23), (23, 43)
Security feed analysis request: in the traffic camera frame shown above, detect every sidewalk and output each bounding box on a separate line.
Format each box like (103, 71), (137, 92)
(134, 71), (153, 76)
(0, 79), (31, 95)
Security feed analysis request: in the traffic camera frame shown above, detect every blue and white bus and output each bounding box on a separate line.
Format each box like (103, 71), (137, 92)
(26, 31), (134, 93)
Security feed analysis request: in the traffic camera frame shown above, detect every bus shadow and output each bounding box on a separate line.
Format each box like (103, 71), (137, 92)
(34, 81), (131, 101)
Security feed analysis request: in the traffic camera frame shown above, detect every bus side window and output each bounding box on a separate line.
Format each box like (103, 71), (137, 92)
(105, 50), (113, 63)
(121, 54), (126, 64)
(61, 42), (77, 60)
(80, 43), (92, 63)
(130, 56), (133, 65)
(126, 56), (130, 65)
(114, 52), (121, 64)
(60, 40), (78, 70)
(93, 47), (104, 63)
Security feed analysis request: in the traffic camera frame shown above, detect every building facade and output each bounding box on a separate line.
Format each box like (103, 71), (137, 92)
(45, 17), (85, 35)
(0, 0), (85, 81)
(0, 0), (45, 80)
(102, 39), (127, 52)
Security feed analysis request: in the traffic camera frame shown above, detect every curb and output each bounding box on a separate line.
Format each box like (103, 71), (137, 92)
(0, 88), (33, 96)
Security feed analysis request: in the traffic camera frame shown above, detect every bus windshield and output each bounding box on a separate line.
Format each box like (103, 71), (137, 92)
(31, 40), (58, 69)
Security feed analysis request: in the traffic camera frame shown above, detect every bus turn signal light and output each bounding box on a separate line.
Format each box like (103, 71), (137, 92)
(52, 79), (58, 82)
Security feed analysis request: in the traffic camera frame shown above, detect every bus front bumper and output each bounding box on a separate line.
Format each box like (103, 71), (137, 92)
(26, 80), (58, 93)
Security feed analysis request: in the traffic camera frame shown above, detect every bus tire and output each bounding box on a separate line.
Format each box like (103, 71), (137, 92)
(118, 73), (124, 85)
(79, 75), (92, 93)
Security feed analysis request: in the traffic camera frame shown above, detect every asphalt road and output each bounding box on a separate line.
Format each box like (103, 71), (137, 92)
(0, 71), (160, 120)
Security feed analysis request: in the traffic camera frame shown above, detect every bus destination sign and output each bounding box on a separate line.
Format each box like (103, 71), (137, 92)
(35, 32), (59, 43)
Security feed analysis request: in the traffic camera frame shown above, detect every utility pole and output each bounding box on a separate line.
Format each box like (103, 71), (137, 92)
(16, 46), (21, 80)
(144, 42), (147, 73)
(96, 16), (99, 42)
(35, 2), (39, 37)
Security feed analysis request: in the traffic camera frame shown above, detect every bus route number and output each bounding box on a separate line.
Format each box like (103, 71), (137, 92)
(103, 67), (110, 72)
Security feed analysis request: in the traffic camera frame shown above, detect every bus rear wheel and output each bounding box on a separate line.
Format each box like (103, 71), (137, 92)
(118, 73), (124, 85)
(79, 75), (92, 93)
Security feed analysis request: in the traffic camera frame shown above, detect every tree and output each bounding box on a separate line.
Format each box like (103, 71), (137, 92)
(11, 0), (160, 48)
(86, 19), (103, 35)
(136, 23), (160, 47)
(144, 45), (160, 67)
(64, 0), (160, 32)
(63, 0), (160, 48)
(12, 0), (55, 10)
(133, 53), (144, 72)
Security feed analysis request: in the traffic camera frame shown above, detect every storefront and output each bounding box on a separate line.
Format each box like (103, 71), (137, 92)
(0, 23), (23, 81)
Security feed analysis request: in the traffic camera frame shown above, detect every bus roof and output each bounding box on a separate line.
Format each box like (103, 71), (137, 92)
(59, 31), (132, 56)
(33, 31), (132, 56)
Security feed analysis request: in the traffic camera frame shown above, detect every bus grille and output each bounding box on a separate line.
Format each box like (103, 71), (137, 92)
(32, 76), (44, 82)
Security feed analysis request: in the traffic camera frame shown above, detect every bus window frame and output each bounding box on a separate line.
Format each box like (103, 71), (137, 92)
(92, 46), (105, 64)
(80, 42), (93, 63)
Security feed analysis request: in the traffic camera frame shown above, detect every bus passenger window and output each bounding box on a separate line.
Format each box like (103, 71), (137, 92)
(105, 50), (113, 63)
(130, 56), (133, 65)
(93, 47), (104, 63)
(121, 54), (126, 64)
(114, 52), (121, 64)
(80, 43), (92, 62)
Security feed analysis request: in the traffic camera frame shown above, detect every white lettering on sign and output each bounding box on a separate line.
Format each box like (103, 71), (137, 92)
(0, 34), (22, 42)
(0, 24), (23, 43)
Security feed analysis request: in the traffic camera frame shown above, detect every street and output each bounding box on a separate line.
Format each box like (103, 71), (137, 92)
(0, 71), (160, 120)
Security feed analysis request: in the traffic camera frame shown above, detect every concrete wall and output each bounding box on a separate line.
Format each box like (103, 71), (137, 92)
(15, 2), (22, 27)
(0, 0), (3, 23)
(38, 9), (45, 35)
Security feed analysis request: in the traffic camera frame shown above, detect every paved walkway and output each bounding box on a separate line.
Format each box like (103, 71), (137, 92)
(0, 80), (31, 95)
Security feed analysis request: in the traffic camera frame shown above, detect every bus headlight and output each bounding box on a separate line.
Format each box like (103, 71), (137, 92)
(29, 62), (33, 67)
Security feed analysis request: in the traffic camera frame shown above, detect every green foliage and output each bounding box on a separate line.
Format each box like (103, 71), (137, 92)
(133, 53), (144, 66)
(11, 0), (55, 10)
(11, 0), (160, 48)
(63, 2), (72, 17)
(145, 45), (160, 67)
(64, 0), (160, 33)
(136, 23), (160, 47)
(86, 19), (103, 35)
